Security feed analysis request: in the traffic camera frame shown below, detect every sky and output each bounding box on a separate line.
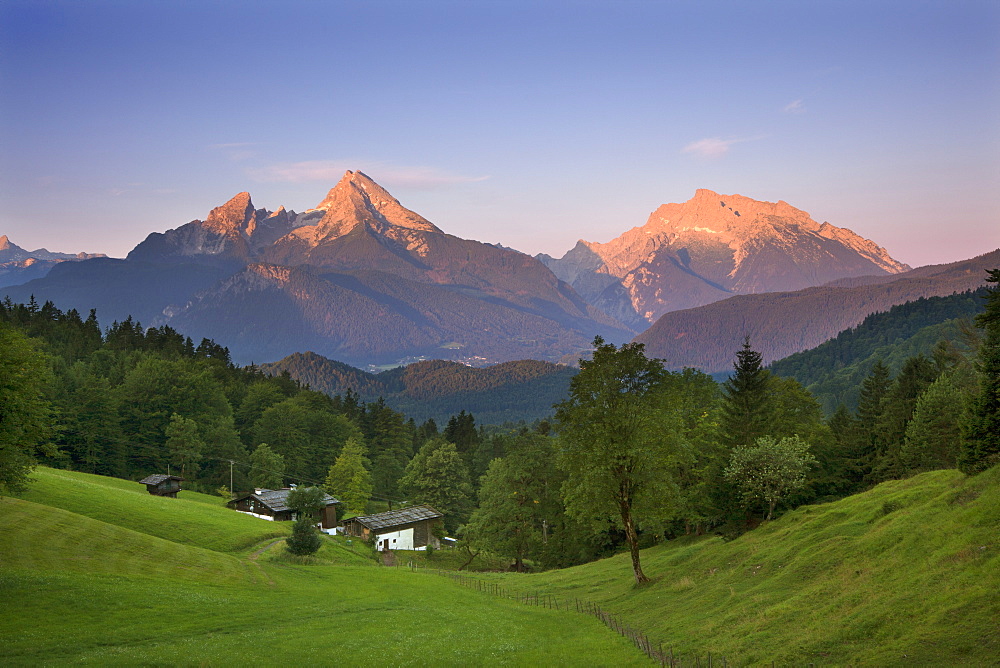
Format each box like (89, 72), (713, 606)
(1, 0), (998, 268)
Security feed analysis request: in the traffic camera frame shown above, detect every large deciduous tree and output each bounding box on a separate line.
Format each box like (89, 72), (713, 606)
(554, 336), (682, 585)
(0, 324), (54, 495)
(399, 436), (473, 533)
(324, 436), (373, 515)
(248, 442), (285, 490)
(464, 432), (561, 571)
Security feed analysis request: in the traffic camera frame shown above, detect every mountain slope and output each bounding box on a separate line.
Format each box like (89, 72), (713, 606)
(540, 189), (909, 326)
(261, 352), (576, 424)
(494, 466), (1000, 665)
(634, 249), (999, 373)
(768, 289), (986, 413)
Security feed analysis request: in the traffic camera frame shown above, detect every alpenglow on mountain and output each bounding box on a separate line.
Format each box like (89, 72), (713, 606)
(0, 235), (105, 288)
(5, 171), (630, 366)
(538, 189), (910, 327)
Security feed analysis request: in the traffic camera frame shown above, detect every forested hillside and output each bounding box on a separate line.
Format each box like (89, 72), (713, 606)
(635, 249), (999, 372)
(260, 352), (577, 424)
(770, 289), (986, 413)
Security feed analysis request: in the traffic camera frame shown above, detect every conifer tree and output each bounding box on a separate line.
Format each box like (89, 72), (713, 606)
(869, 354), (938, 482)
(960, 268), (1000, 474)
(852, 360), (892, 484)
(720, 337), (773, 448)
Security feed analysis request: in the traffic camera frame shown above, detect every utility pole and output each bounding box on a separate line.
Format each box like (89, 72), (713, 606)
(229, 460), (234, 498)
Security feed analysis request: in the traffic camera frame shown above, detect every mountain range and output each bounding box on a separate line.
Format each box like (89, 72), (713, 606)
(0, 236), (105, 288)
(538, 189), (909, 327)
(4, 172), (628, 366)
(3, 173), (966, 370)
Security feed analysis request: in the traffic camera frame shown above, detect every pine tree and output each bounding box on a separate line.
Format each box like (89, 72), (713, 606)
(852, 360), (892, 484)
(869, 354), (938, 483)
(960, 268), (1000, 474)
(720, 337), (773, 448)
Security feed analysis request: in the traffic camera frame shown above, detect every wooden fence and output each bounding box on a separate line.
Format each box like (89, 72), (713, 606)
(404, 562), (735, 667)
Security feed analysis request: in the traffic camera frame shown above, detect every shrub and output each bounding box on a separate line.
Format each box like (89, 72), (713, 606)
(286, 518), (322, 556)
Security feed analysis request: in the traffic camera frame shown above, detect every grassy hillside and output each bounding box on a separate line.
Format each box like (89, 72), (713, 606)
(4, 466), (996, 664)
(0, 468), (646, 666)
(17, 468), (290, 553)
(481, 467), (1000, 665)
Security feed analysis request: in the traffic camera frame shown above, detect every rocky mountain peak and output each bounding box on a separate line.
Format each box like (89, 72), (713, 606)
(287, 170), (442, 246)
(544, 188), (912, 327)
(204, 192), (258, 237)
(0, 235), (10, 250)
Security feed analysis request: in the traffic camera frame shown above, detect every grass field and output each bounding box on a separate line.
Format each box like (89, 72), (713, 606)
(3, 466), (998, 665)
(479, 466), (1000, 666)
(0, 468), (647, 666)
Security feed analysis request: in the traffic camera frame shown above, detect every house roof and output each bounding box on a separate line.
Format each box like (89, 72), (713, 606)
(347, 505), (443, 531)
(230, 488), (338, 513)
(139, 474), (184, 485)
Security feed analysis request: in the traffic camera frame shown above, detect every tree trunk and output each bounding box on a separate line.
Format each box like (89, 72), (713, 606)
(620, 505), (649, 585)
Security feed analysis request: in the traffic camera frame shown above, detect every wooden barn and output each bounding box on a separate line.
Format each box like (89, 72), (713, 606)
(227, 488), (339, 529)
(138, 474), (184, 498)
(342, 505), (444, 551)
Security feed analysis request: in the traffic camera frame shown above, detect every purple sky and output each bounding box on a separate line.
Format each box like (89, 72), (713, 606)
(2, 0), (998, 268)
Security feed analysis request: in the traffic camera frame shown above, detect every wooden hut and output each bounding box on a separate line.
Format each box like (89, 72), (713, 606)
(138, 474), (184, 497)
(342, 505), (444, 551)
(227, 488), (339, 529)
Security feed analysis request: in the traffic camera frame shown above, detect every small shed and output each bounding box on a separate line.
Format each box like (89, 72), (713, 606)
(138, 474), (184, 498)
(342, 505), (444, 551)
(227, 488), (339, 529)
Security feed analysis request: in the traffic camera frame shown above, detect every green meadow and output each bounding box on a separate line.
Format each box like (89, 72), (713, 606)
(0, 468), (646, 666)
(483, 467), (1000, 665)
(2, 466), (998, 666)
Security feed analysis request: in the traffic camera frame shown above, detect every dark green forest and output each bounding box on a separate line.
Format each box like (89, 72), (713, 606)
(770, 289), (986, 413)
(3, 269), (998, 571)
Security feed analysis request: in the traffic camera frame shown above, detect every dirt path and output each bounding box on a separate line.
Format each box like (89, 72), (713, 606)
(246, 537), (285, 586)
